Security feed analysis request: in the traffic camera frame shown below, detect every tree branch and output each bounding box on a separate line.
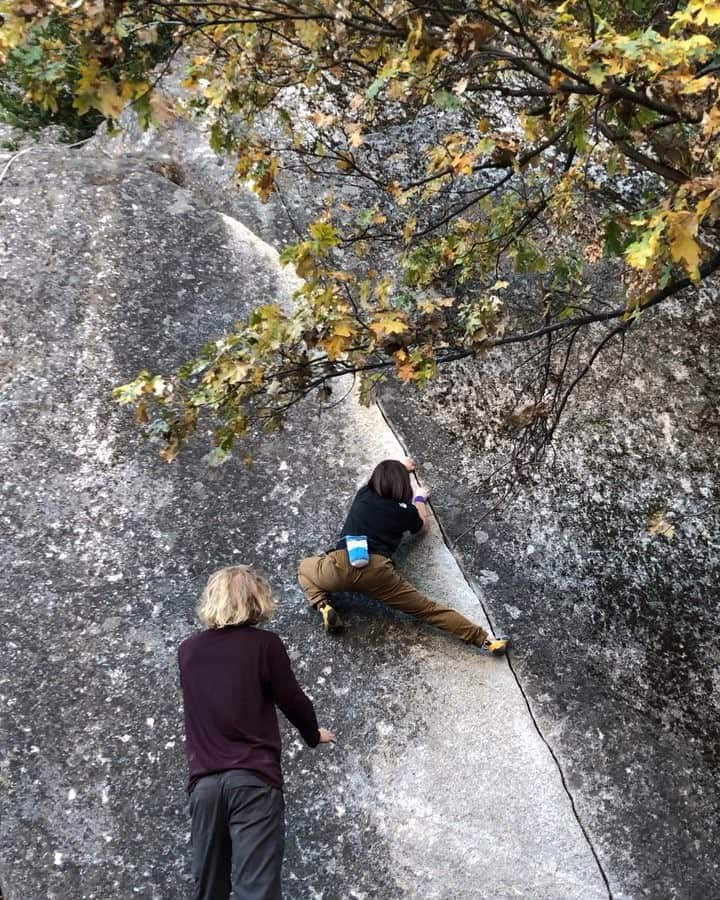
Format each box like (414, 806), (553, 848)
(597, 120), (689, 184)
(494, 249), (720, 347)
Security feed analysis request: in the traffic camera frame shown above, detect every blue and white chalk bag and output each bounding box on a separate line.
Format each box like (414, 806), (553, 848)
(346, 535), (370, 568)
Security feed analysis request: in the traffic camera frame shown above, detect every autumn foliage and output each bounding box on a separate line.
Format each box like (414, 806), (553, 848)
(3, 1), (720, 460)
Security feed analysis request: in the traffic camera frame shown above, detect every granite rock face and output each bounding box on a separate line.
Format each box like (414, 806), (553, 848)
(381, 293), (720, 899)
(1, 145), (610, 899)
(93, 103), (720, 899)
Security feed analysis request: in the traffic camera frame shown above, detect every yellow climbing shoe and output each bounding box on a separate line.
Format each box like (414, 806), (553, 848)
(482, 637), (510, 656)
(320, 603), (343, 634)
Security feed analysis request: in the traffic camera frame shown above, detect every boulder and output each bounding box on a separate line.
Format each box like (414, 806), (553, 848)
(1, 144), (610, 899)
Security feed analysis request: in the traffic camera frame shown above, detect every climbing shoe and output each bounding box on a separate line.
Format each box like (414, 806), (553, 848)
(320, 603), (343, 634)
(481, 636), (510, 656)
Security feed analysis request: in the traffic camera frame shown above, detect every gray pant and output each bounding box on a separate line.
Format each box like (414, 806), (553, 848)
(189, 770), (285, 900)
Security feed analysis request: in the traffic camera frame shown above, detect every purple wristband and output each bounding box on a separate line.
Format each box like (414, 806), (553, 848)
(414, 495), (427, 504)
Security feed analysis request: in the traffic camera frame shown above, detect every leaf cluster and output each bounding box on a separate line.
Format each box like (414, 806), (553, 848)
(6, 1), (720, 461)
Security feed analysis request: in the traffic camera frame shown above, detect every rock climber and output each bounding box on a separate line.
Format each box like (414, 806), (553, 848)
(298, 458), (510, 655)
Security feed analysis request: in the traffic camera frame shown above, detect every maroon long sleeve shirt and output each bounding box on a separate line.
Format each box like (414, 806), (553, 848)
(178, 625), (320, 793)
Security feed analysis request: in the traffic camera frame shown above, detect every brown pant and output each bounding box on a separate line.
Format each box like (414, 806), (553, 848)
(298, 550), (488, 647)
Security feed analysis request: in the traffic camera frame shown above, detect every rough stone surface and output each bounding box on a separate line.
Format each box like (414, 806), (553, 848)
(96, 109), (312, 251)
(381, 298), (720, 900)
(1, 146), (609, 899)
(94, 105), (720, 898)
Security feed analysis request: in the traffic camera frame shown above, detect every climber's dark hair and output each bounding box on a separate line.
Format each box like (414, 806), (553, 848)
(368, 460), (413, 504)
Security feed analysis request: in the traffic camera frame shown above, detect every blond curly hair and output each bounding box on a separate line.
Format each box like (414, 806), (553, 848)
(198, 565), (277, 628)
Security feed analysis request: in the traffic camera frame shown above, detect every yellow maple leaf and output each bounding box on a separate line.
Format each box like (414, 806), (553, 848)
(450, 150), (477, 176)
(336, 151), (355, 172)
(403, 216), (417, 243)
(667, 211), (700, 278)
(121, 79), (149, 102)
(97, 78), (125, 118)
(702, 103), (720, 138)
(697, 188), (720, 222)
(625, 227), (662, 270)
(346, 123), (364, 147)
(225, 362), (251, 384)
(680, 75), (715, 94)
(321, 333), (350, 360)
(689, 0), (720, 25)
(426, 47), (447, 73)
(204, 80), (226, 109)
(602, 56), (627, 77)
(77, 59), (102, 94)
(369, 312), (410, 339)
(332, 320), (358, 338)
(295, 18), (324, 48)
(73, 92), (95, 116)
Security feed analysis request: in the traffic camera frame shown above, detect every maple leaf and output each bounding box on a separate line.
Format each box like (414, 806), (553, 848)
(160, 445), (179, 463)
(220, 361), (251, 385)
(336, 151), (355, 172)
(294, 18), (324, 48)
(345, 123), (364, 147)
(680, 75), (715, 94)
(648, 510), (676, 539)
(549, 71), (566, 91)
(403, 216), (417, 243)
(73, 92), (95, 116)
(369, 312), (410, 339)
(667, 212), (700, 278)
(77, 59), (102, 93)
(332, 320), (359, 339)
(310, 111), (336, 127)
(625, 228), (662, 270)
(309, 221), (340, 251)
(96, 78), (125, 118)
(503, 402), (550, 428)
(321, 333), (351, 360)
(396, 360), (415, 382)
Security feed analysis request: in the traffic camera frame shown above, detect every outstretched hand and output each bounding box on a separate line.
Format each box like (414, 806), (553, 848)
(318, 727), (336, 744)
(416, 482), (432, 500)
(403, 457), (416, 472)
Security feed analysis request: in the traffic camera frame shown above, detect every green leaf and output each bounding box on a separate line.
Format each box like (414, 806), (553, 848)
(309, 221), (340, 251)
(367, 78), (385, 99)
(209, 121), (226, 154)
(603, 220), (625, 257)
(134, 92), (151, 130)
(433, 90), (463, 110)
(392, 292), (415, 311)
(513, 239), (548, 273)
(206, 446), (232, 467)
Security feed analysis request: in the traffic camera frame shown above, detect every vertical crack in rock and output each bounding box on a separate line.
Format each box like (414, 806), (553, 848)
(376, 399), (615, 900)
(501, 655), (615, 900)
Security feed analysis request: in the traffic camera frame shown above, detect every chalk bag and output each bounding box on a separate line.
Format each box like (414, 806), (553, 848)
(346, 535), (370, 568)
